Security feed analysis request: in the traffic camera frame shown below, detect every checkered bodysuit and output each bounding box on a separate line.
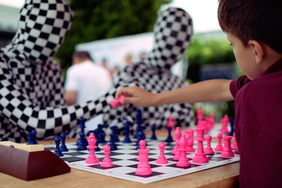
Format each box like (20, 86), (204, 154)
(0, 0), (194, 143)
(102, 7), (194, 132)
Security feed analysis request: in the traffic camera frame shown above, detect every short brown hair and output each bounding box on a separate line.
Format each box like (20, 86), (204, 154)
(72, 51), (93, 61)
(218, 0), (282, 53)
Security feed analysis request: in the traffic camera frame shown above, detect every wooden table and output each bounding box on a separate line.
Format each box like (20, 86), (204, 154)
(0, 130), (240, 188)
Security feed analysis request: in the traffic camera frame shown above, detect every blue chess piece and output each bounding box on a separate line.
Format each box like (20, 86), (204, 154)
(93, 129), (101, 152)
(150, 124), (158, 140)
(134, 108), (143, 138)
(97, 124), (107, 144)
(76, 118), (88, 148)
(27, 129), (38, 145)
(111, 126), (120, 142)
(165, 126), (174, 142)
(123, 118), (132, 143)
(54, 137), (64, 157)
(77, 132), (87, 150)
(109, 132), (118, 150)
(60, 133), (69, 152)
(228, 117), (235, 136)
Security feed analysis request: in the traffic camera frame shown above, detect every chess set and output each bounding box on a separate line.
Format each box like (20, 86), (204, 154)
(44, 127), (240, 184)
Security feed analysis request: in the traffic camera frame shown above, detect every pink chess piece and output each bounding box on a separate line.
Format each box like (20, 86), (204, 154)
(196, 106), (203, 127)
(85, 133), (99, 164)
(192, 127), (209, 163)
(173, 138), (181, 161)
(156, 142), (168, 164)
(232, 133), (238, 149)
(214, 133), (223, 152)
(184, 129), (195, 152)
(167, 116), (174, 128)
(232, 133), (239, 154)
(110, 95), (125, 108)
(172, 127), (181, 154)
(204, 135), (214, 155)
(220, 114), (229, 134)
(176, 134), (191, 167)
(209, 113), (215, 129)
(135, 140), (153, 176)
(221, 136), (235, 157)
(100, 145), (114, 168)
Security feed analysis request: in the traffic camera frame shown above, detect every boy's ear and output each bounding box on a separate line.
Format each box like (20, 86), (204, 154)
(248, 40), (264, 64)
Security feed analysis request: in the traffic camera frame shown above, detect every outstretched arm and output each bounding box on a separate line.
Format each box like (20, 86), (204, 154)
(116, 79), (234, 107)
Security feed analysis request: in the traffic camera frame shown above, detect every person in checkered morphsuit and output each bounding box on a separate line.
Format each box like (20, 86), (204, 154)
(0, 0), (194, 143)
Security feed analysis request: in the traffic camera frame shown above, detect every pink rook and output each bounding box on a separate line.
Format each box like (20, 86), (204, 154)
(220, 136), (235, 157)
(110, 95), (125, 108)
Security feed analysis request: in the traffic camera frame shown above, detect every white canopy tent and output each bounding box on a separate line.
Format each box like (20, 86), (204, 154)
(76, 32), (187, 78)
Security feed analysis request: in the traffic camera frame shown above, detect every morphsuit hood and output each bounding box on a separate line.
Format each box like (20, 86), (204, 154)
(3, 0), (72, 65)
(143, 7), (193, 69)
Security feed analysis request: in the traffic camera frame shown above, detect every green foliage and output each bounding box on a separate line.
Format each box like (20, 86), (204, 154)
(187, 36), (237, 119)
(56, 0), (172, 72)
(188, 37), (235, 65)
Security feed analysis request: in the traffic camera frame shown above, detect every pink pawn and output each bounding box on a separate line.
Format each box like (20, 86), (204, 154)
(110, 95), (125, 108)
(192, 127), (209, 163)
(100, 145), (114, 168)
(232, 133), (238, 150)
(173, 139), (181, 161)
(220, 114), (229, 134)
(85, 133), (99, 164)
(196, 106), (204, 127)
(209, 113), (215, 129)
(214, 133), (223, 152)
(172, 127), (181, 154)
(167, 116), (174, 129)
(156, 142), (168, 164)
(221, 136), (234, 157)
(135, 140), (152, 176)
(184, 129), (195, 152)
(176, 135), (191, 167)
(204, 135), (214, 155)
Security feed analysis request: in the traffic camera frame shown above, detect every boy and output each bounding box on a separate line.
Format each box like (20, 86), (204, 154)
(115, 0), (282, 187)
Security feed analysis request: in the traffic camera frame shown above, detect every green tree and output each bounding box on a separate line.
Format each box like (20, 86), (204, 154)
(56, 0), (171, 72)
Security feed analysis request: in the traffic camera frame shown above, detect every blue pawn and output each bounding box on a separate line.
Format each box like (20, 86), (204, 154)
(165, 126), (174, 143)
(123, 119), (132, 143)
(150, 124), (158, 140)
(76, 118), (88, 146)
(31, 130), (38, 144)
(97, 124), (107, 144)
(109, 133), (118, 150)
(93, 129), (101, 152)
(111, 126), (120, 142)
(27, 130), (38, 145)
(54, 137), (64, 157)
(134, 108), (143, 138)
(60, 133), (68, 152)
(77, 132), (87, 150)
(136, 131), (146, 149)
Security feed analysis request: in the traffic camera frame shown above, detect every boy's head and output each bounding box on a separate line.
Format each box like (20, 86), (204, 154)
(218, 0), (282, 54)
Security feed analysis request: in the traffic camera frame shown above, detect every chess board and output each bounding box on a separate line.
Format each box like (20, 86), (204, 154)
(45, 137), (240, 184)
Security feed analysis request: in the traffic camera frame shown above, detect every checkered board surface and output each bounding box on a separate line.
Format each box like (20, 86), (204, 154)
(45, 138), (240, 184)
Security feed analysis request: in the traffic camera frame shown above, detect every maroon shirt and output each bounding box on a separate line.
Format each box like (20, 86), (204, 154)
(230, 59), (282, 188)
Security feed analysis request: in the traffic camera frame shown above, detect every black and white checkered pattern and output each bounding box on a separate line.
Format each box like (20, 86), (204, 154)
(100, 7), (194, 132)
(0, 1), (194, 143)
